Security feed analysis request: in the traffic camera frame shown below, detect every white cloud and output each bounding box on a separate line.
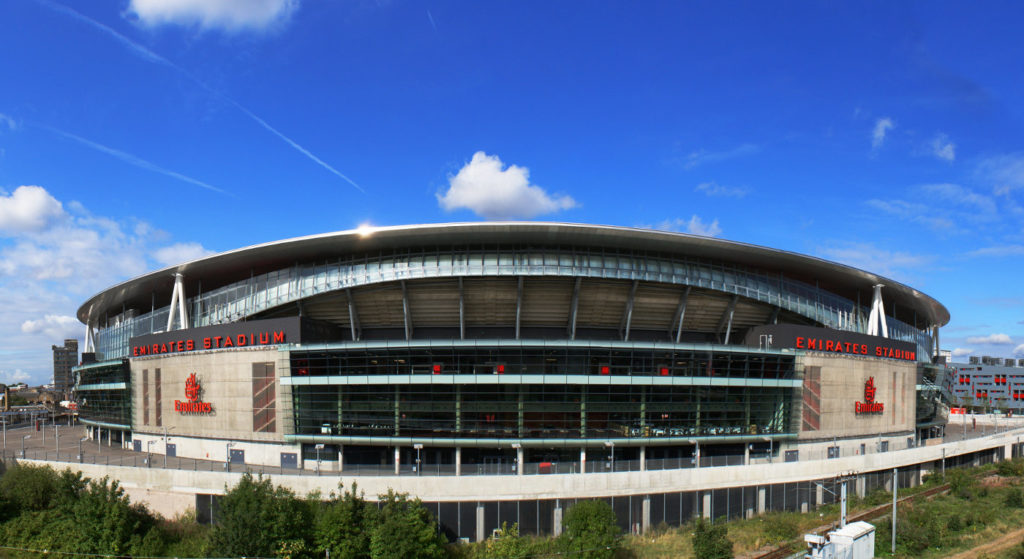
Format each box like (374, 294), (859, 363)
(695, 182), (749, 198)
(951, 348), (973, 357)
(0, 185), (211, 384)
(967, 245), (1024, 257)
(153, 242), (216, 267)
(437, 151), (576, 220)
(978, 153), (1024, 194)
(1016, 344), (1024, 357)
(0, 369), (31, 384)
(921, 183), (995, 215)
(128, 0), (298, 31)
(872, 117), (894, 149)
(676, 144), (759, 170)
(930, 133), (955, 162)
(21, 315), (81, 341)
(0, 186), (66, 233)
(0, 113), (16, 131)
(818, 242), (930, 281)
(966, 333), (1013, 345)
(656, 216), (723, 237)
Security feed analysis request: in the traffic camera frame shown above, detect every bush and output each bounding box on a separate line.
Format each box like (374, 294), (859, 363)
(1006, 487), (1024, 509)
(560, 500), (621, 559)
(760, 513), (798, 543)
(480, 522), (527, 559)
(692, 518), (732, 559)
(369, 489), (446, 559)
(207, 473), (312, 558)
(315, 482), (375, 559)
(997, 459), (1024, 477)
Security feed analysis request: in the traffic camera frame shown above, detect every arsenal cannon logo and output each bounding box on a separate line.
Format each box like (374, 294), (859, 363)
(855, 376), (884, 414)
(176, 372), (213, 414)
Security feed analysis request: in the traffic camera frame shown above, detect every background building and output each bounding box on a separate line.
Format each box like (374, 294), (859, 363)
(52, 338), (78, 398)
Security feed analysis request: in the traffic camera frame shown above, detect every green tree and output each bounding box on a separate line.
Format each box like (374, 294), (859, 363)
(208, 473), (312, 558)
(315, 482), (376, 559)
(560, 500), (621, 559)
(692, 518), (732, 559)
(369, 489), (446, 559)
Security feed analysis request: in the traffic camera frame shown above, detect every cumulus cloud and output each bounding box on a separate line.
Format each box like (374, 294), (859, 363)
(21, 315), (81, 341)
(153, 242), (216, 267)
(930, 133), (955, 162)
(966, 333), (1013, 345)
(951, 348), (973, 357)
(0, 186), (66, 233)
(437, 151), (576, 220)
(128, 0), (298, 31)
(656, 216), (723, 237)
(695, 182), (749, 198)
(872, 117), (894, 149)
(978, 152), (1024, 194)
(0, 185), (211, 384)
(1016, 344), (1024, 357)
(0, 369), (31, 384)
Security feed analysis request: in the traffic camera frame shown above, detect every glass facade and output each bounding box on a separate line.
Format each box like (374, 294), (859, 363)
(74, 359), (131, 428)
(93, 246), (935, 360)
(289, 345), (796, 443)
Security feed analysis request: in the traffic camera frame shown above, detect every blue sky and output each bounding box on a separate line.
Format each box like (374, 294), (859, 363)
(2, 1), (1023, 384)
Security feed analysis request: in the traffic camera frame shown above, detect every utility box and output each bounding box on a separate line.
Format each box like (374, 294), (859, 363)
(805, 521), (875, 559)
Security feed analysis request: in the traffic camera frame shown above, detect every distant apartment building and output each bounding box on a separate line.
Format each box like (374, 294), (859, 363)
(52, 339), (78, 396)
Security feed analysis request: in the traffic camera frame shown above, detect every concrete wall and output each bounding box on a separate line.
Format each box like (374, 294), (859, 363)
(798, 354), (916, 441)
(25, 427), (1024, 520)
(131, 348), (288, 445)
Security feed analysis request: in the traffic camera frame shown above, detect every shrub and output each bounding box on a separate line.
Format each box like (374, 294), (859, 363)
(560, 500), (621, 559)
(207, 473), (312, 558)
(369, 489), (446, 559)
(692, 518), (732, 559)
(315, 482), (375, 559)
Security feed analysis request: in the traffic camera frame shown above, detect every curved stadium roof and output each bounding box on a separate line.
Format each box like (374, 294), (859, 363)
(77, 222), (949, 329)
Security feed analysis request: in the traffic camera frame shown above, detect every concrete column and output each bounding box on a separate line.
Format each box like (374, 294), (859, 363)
(757, 486), (766, 515)
(816, 483), (824, 506)
(553, 503), (563, 536)
(641, 496), (651, 533)
(394, 447), (401, 475)
(580, 448), (586, 473)
(744, 443), (750, 465)
(701, 492), (711, 519)
(455, 447), (462, 476)
(640, 446), (646, 472)
(856, 476), (866, 498)
(517, 446), (524, 476)
(884, 474), (892, 492)
(1006, 444), (1014, 461)
(476, 503), (485, 542)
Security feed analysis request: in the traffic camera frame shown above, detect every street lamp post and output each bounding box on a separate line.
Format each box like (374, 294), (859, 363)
(146, 440), (155, 468)
(54, 420), (59, 460)
(413, 443), (423, 476)
(21, 435), (30, 458)
(78, 437), (88, 463)
(315, 443), (325, 476)
(225, 442), (235, 472)
(604, 441), (615, 472)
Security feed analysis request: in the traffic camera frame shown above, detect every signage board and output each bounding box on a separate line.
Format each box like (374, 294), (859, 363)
(745, 324), (918, 361)
(129, 317), (301, 358)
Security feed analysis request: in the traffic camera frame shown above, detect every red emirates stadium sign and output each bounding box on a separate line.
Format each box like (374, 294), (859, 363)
(175, 372), (212, 414)
(855, 376), (884, 414)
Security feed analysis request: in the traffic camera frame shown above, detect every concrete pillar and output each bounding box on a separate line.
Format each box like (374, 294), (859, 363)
(744, 443), (750, 465)
(1006, 444), (1014, 461)
(455, 447), (462, 476)
(476, 503), (485, 542)
(641, 496), (651, 533)
(702, 492), (712, 519)
(338, 444), (344, 473)
(856, 476), (866, 498)
(640, 446), (646, 472)
(553, 503), (563, 536)
(816, 483), (824, 506)
(394, 447), (401, 475)
(757, 486), (766, 515)
(580, 448), (586, 473)
(517, 446), (524, 476)
(884, 474), (892, 492)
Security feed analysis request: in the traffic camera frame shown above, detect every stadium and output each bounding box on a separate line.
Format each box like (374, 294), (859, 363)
(71, 222), (963, 535)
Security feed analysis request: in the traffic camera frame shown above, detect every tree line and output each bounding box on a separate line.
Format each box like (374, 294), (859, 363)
(0, 463), (625, 559)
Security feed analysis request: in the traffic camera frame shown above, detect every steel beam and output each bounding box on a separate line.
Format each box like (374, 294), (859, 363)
(401, 280), (412, 341)
(458, 277), (465, 340)
(717, 294), (738, 344)
(621, 279), (639, 341)
(568, 277), (582, 340)
(346, 289), (360, 341)
(671, 286), (691, 344)
(515, 277), (524, 340)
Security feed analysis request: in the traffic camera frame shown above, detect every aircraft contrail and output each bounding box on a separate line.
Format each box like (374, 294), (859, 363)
(44, 125), (226, 194)
(34, 0), (364, 193)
